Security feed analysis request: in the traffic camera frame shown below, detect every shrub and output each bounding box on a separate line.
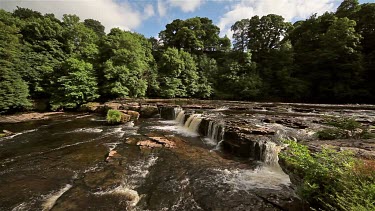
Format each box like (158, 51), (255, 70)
(317, 117), (374, 140)
(280, 140), (375, 210)
(106, 109), (122, 124)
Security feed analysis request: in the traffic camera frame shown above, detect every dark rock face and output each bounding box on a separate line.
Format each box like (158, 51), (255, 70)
(139, 105), (159, 118)
(159, 106), (180, 120)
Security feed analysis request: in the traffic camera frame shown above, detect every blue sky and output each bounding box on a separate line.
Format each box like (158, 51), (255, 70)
(0, 0), (373, 38)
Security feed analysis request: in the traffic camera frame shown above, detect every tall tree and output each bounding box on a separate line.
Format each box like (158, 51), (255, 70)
(336, 0), (361, 18)
(0, 21), (30, 112)
(84, 19), (105, 37)
(231, 19), (250, 52)
(157, 48), (200, 98)
(50, 58), (99, 110)
(159, 17), (226, 52)
(100, 28), (153, 99)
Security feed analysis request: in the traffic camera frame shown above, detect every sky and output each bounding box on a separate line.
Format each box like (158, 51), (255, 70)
(0, 0), (373, 39)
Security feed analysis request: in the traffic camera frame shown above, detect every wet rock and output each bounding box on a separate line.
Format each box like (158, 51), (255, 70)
(137, 136), (176, 149)
(275, 119), (308, 129)
(159, 106), (181, 120)
(119, 110), (140, 120)
(137, 140), (163, 148)
(79, 102), (101, 112)
(150, 137), (176, 148)
(105, 150), (121, 162)
(2, 130), (14, 136)
(139, 105), (159, 118)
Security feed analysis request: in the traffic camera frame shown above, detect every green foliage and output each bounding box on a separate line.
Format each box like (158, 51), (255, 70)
(281, 140), (375, 210)
(317, 117), (374, 140)
(159, 17), (227, 52)
(157, 48), (201, 98)
(50, 58), (99, 110)
(100, 29), (152, 99)
(106, 109), (122, 124)
(0, 20), (31, 112)
(2, 4), (375, 112)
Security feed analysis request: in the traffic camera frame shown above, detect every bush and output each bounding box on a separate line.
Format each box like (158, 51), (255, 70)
(280, 140), (375, 210)
(317, 117), (374, 140)
(106, 109), (122, 124)
(317, 128), (346, 140)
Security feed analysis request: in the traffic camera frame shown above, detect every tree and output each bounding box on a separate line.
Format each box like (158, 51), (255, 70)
(62, 14), (99, 62)
(0, 21), (30, 112)
(159, 17), (226, 52)
(157, 48), (200, 98)
(84, 19), (105, 37)
(215, 52), (261, 100)
(18, 13), (66, 98)
(50, 58), (99, 109)
(100, 28), (153, 99)
(289, 13), (365, 102)
(247, 15), (292, 57)
(336, 0), (361, 18)
(231, 19), (250, 52)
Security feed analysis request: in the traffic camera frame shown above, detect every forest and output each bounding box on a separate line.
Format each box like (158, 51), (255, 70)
(0, 0), (374, 113)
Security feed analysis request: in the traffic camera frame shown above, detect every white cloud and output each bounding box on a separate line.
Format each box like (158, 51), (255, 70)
(218, 0), (341, 37)
(144, 4), (155, 18)
(157, 0), (167, 17)
(168, 0), (204, 12)
(0, 0), (155, 32)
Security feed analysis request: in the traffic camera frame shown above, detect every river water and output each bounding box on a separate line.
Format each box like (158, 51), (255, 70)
(0, 112), (295, 211)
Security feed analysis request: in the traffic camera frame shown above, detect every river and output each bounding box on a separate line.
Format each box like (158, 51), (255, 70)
(0, 108), (298, 211)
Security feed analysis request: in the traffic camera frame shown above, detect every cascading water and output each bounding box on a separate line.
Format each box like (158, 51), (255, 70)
(184, 114), (202, 133)
(260, 141), (281, 165)
(173, 107), (183, 120)
(175, 110), (186, 125)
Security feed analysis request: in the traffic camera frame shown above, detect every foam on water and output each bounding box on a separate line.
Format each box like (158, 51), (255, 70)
(0, 129), (38, 141)
(215, 165), (291, 191)
(150, 125), (200, 137)
(42, 184), (72, 211)
(213, 106), (229, 111)
(73, 128), (103, 133)
(11, 202), (31, 211)
(93, 155), (158, 208)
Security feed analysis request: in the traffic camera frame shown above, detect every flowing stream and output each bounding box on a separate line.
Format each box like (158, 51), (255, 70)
(0, 111), (295, 211)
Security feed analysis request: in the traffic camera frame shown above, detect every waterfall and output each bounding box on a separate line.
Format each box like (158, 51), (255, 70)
(188, 116), (202, 133)
(175, 110), (185, 125)
(261, 141), (281, 165)
(184, 114), (202, 133)
(207, 121), (225, 142)
(173, 107), (182, 120)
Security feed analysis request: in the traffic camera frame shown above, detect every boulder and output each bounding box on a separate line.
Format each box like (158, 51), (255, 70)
(139, 105), (159, 118)
(120, 113), (131, 123)
(119, 110), (140, 120)
(79, 102), (101, 112)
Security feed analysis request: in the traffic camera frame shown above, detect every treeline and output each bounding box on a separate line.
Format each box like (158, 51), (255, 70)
(0, 0), (374, 113)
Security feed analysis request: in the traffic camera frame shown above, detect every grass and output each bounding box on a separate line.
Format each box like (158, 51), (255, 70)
(280, 140), (375, 210)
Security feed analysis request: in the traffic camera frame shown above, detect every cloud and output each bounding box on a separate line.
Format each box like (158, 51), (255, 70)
(144, 4), (155, 18)
(157, 0), (167, 17)
(218, 0), (341, 37)
(0, 0), (155, 32)
(168, 0), (205, 12)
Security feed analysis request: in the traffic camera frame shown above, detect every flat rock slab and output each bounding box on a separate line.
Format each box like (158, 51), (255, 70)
(137, 136), (176, 149)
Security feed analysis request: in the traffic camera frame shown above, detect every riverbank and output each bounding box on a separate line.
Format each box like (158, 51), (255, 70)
(0, 112), (65, 123)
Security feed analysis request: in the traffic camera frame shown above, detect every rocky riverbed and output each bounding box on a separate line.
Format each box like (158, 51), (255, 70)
(1, 99), (374, 210)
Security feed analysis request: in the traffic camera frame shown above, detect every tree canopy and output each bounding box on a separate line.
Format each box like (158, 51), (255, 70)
(1, 1), (375, 113)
